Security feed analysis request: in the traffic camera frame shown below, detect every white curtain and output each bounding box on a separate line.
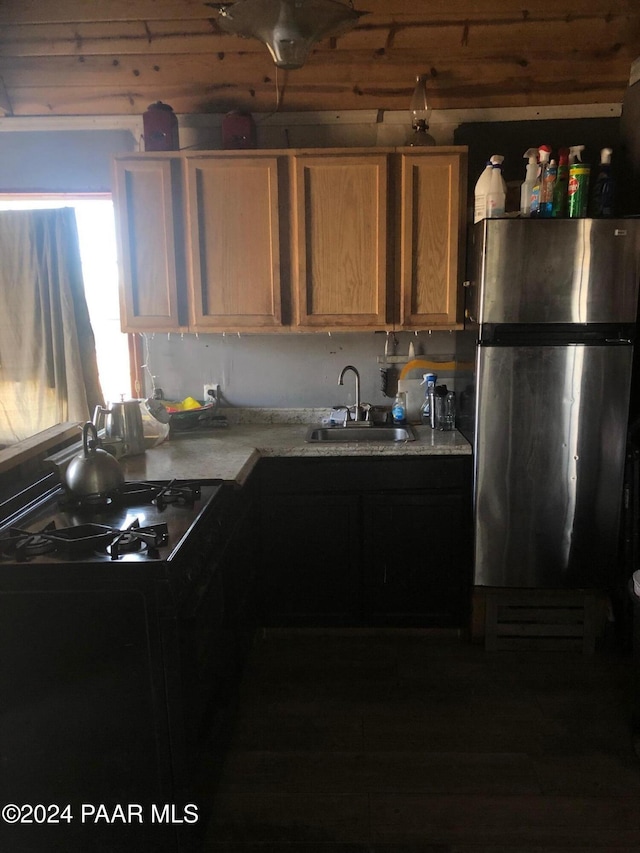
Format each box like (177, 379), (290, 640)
(0, 208), (104, 446)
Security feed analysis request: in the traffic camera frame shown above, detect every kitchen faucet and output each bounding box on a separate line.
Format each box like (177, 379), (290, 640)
(338, 365), (363, 422)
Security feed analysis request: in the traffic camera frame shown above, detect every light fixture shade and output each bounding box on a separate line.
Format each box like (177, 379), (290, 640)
(215, 0), (366, 70)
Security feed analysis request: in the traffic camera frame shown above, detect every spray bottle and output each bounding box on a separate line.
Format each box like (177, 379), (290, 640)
(474, 155), (505, 223)
(588, 147), (615, 217)
(520, 148), (538, 216)
(419, 373), (437, 425)
(567, 145), (590, 218)
(539, 153), (557, 218)
(551, 148), (570, 217)
(530, 145), (551, 217)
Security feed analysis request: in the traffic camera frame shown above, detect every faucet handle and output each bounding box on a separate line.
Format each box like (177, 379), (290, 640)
(331, 405), (351, 426)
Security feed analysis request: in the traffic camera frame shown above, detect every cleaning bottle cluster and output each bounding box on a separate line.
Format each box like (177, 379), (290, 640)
(475, 145), (617, 221)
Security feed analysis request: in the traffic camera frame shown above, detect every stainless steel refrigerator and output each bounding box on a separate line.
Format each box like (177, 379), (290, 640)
(468, 218), (640, 588)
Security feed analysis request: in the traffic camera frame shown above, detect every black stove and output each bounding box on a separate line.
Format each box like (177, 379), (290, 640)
(0, 478), (223, 565)
(0, 473), (238, 851)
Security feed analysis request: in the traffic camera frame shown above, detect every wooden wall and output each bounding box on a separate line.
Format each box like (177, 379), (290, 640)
(0, 1), (638, 116)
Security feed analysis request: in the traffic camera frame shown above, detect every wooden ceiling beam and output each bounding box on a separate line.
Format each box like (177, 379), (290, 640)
(2, 66), (628, 118)
(1, 15), (638, 58)
(0, 51), (633, 90)
(0, 0), (635, 117)
(0, 0), (635, 25)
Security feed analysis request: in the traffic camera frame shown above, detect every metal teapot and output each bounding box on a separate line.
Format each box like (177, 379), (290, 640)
(93, 398), (146, 457)
(64, 422), (124, 498)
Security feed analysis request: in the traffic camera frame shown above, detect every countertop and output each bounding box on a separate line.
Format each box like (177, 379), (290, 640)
(119, 423), (472, 486)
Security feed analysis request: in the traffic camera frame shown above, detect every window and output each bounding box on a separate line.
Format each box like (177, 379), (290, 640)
(0, 196), (132, 404)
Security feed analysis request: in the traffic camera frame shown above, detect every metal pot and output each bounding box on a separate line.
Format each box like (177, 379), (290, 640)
(64, 422), (124, 498)
(93, 399), (146, 457)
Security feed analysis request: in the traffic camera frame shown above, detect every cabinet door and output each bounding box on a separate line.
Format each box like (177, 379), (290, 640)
(113, 156), (186, 332)
(291, 152), (390, 330)
(363, 491), (471, 627)
(398, 150), (467, 329)
(186, 155), (284, 331)
(259, 493), (361, 626)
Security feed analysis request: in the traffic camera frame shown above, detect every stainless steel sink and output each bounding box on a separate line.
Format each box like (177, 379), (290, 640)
(305, 424), (417, 443)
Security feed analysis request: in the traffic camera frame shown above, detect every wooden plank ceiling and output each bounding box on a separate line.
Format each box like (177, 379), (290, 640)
(0, 0), (638, 117)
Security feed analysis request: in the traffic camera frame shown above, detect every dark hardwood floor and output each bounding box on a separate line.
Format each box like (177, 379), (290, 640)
(199, 630), (640, 852)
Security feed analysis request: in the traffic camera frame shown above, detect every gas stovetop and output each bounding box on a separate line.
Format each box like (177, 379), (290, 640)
(0, 479), (224, 564)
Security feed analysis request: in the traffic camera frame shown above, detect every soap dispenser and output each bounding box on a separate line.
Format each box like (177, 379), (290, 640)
(392, 391), (407, 425)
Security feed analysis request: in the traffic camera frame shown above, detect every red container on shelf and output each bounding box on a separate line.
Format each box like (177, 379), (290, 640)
(222, 110), (257, 149)
(142, 101), (179, 151)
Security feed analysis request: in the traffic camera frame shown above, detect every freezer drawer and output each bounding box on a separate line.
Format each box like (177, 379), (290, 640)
(474, 343), (633, 588)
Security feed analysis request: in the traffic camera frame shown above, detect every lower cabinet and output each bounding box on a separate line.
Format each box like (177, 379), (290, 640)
(363, 491), (469, 626)
(256, 456), (472, 628)
(260, 492), (361, 625)
(215, 479), (260, 676)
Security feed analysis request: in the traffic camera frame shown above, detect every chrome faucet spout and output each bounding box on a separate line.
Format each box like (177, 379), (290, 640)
(338, 365), (362, 422)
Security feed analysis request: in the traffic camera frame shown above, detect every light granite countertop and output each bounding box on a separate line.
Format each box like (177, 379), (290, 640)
(119, 419), (472, 486)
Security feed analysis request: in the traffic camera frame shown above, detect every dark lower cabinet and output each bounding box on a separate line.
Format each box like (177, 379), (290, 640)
(260, 492), (360, 624)
(217, 480), (260, 671)
(256, 456), (473, 628)
(363, 491), (469, 626)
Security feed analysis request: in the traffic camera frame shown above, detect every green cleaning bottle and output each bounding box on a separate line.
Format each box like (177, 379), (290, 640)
(567, 145), (590, 218)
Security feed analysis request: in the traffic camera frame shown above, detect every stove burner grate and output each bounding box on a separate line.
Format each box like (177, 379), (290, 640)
(58, 493), (113, 511)
(152, 480), (202, 510)
(19, 533), (58, 557)
(105, 520), (169, 560)
(0, 526), (59, 561)
(0, 522), (59, 562)
(0, 519), (170, 562)
(58, 479), (203, 511)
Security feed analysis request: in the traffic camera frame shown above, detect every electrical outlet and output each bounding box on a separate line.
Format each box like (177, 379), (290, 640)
(203, 383), (220, 403)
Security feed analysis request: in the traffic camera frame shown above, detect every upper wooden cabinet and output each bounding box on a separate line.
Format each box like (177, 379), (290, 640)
(185, 154), (284, 331)
(397, 150), (467, 329)
(113, 155), (186, 333)
(291, 152), (389, 330)
(112, 147), (467, 335)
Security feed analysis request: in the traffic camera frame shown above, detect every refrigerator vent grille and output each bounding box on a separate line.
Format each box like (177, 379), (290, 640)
(484, 590), (602, 653)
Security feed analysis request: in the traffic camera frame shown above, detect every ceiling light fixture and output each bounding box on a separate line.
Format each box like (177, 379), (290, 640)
(207, 0), (367, 70)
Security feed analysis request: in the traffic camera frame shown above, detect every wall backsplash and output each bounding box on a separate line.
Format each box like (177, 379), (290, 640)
(142, 331), (464, 410)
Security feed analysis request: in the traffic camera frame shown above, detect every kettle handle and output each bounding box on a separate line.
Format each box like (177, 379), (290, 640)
(82, 421), (99, 457)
